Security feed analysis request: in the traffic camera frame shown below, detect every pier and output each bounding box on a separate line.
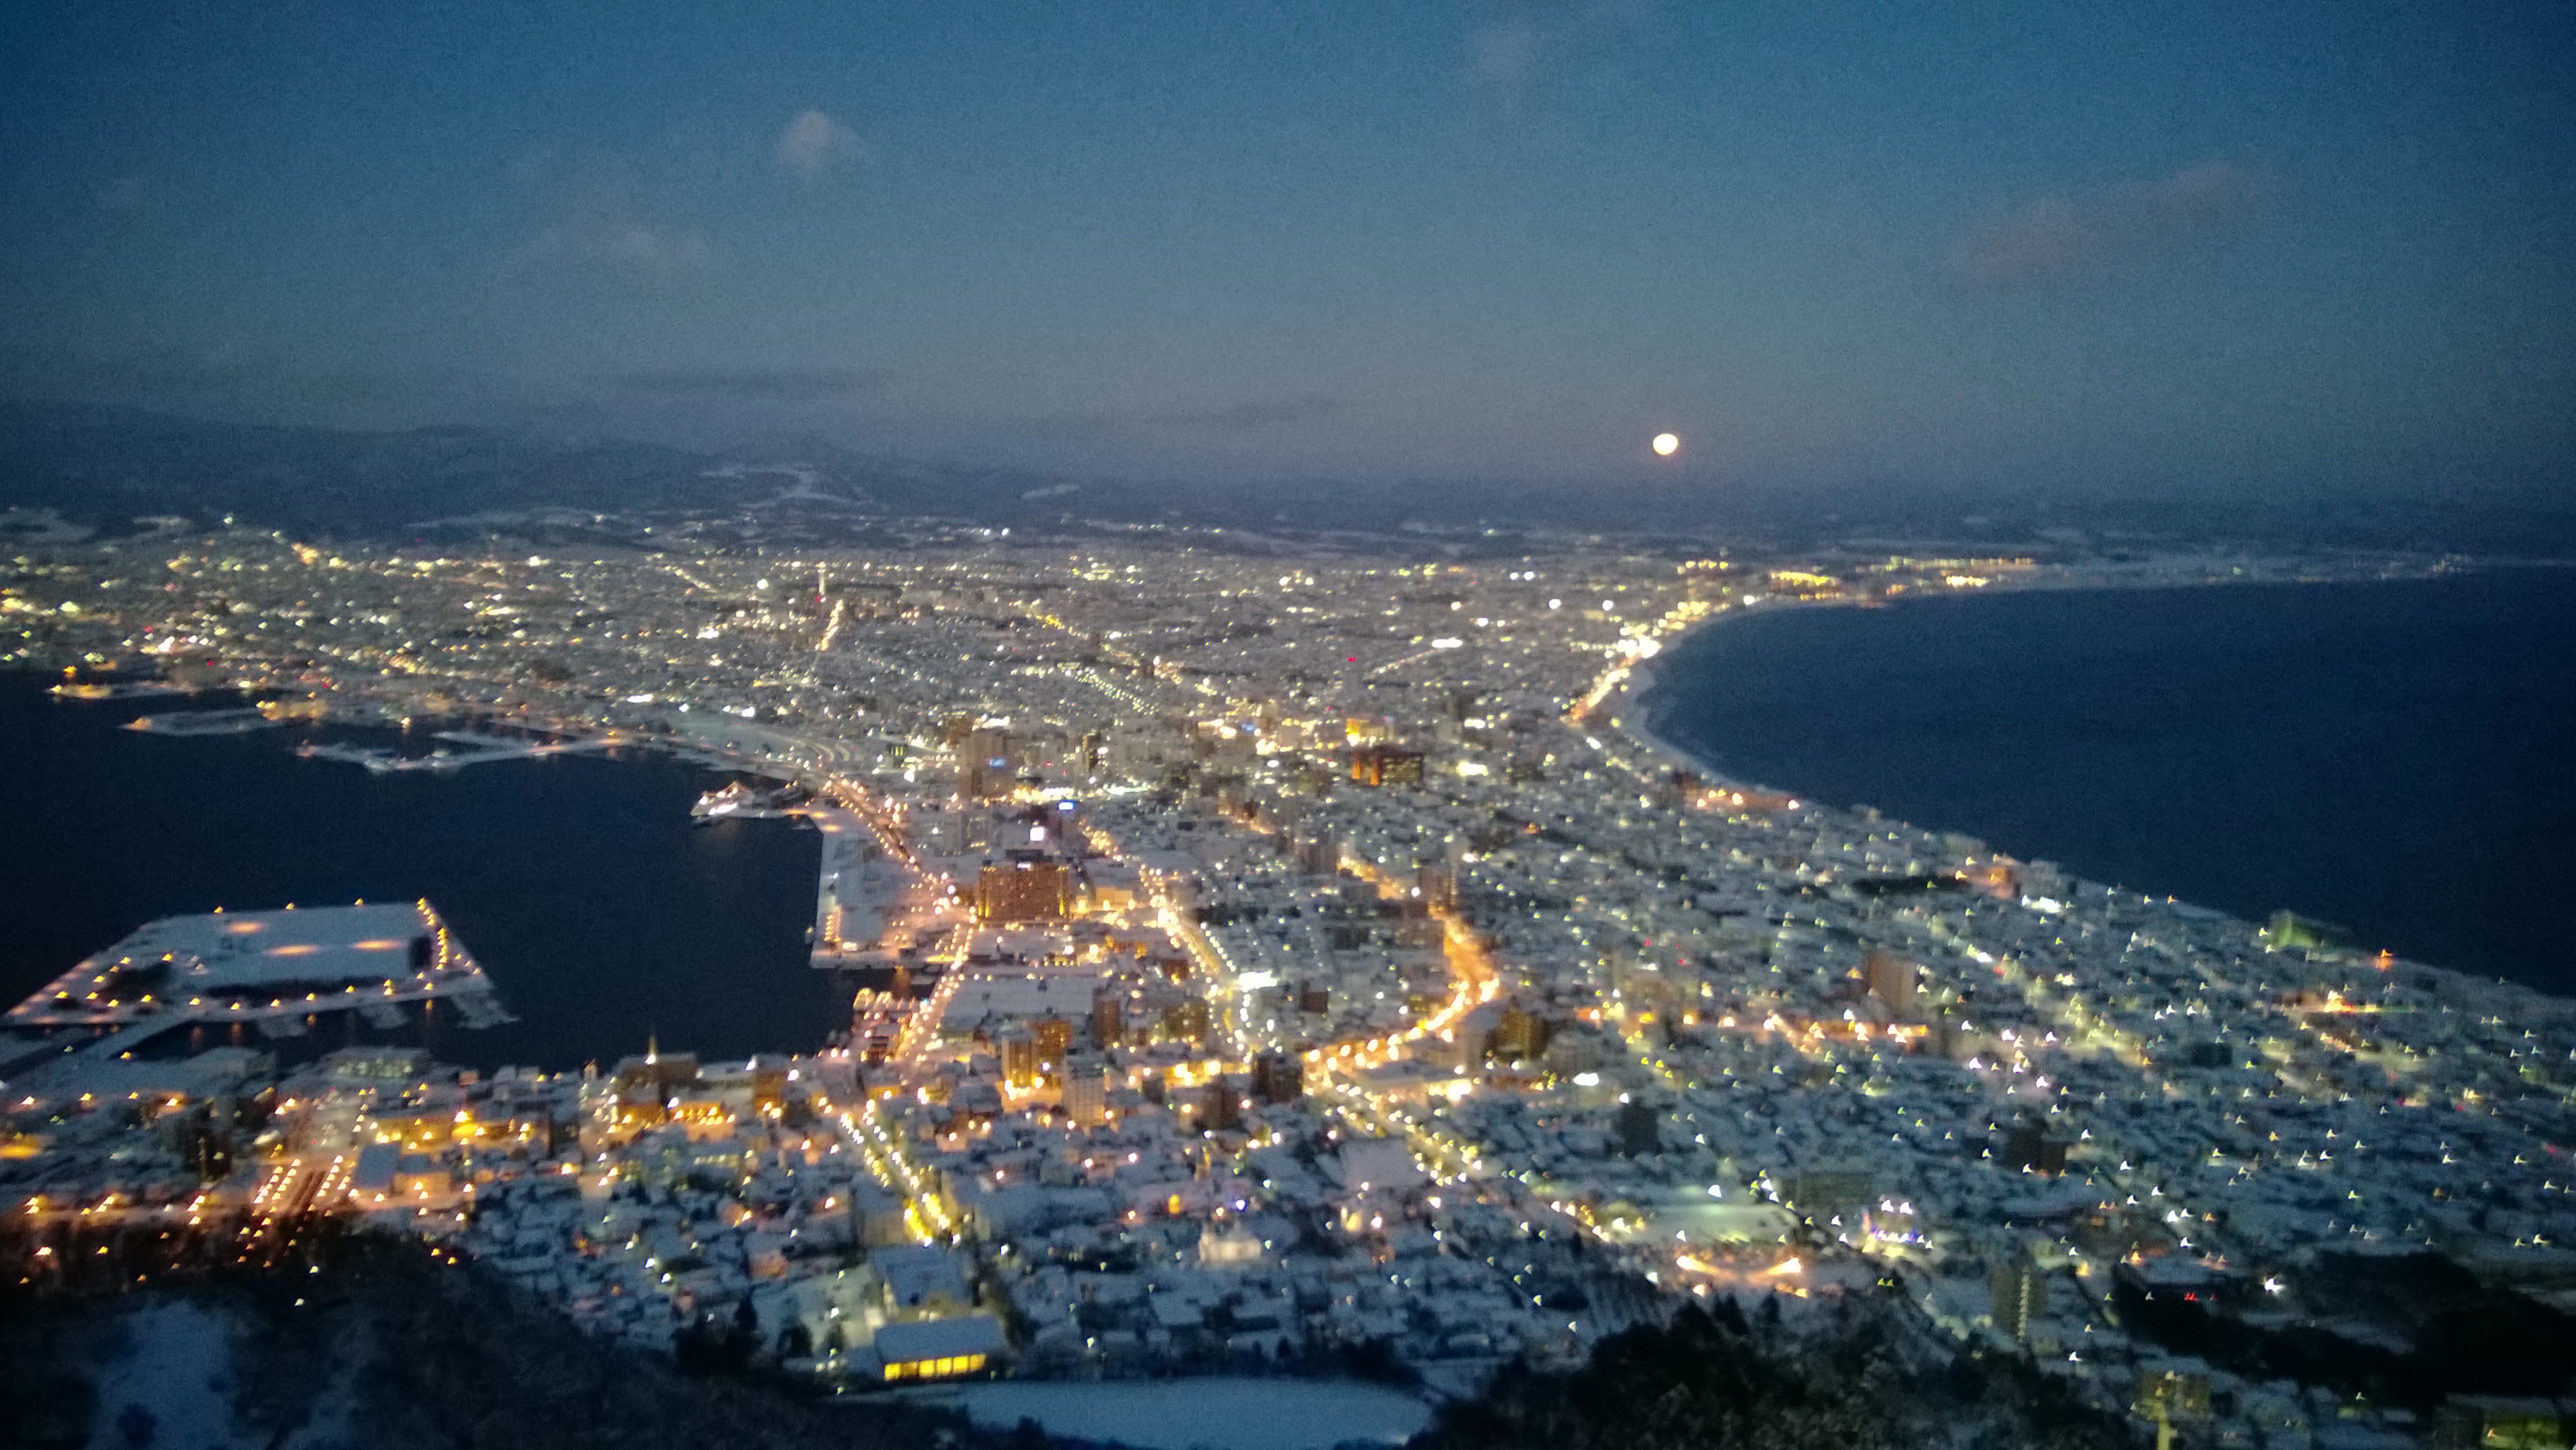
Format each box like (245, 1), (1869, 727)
(123, 708), (277, 737)
(295, 728), (617, 774)
(804, 803), (890, 966)
(796, 787), (967, 980)
(3, 900), (516, 1065)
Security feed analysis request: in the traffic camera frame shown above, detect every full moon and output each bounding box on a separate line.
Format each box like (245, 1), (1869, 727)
(1651, 432), (1680, 457)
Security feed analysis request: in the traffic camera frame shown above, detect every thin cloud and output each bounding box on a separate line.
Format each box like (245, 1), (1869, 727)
(615, 367), (881, 402)
(516, 215), (718, 279)
(1953, 160), (2270, 288)
(503, 152), (719, 282)
(1464, 2), (1656, 115)
(1468, 19), (1543, 106)
(776, 109), (862, 183)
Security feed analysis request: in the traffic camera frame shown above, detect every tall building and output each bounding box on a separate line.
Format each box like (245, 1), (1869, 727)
(611, 1041), (701, 1098)
(1416, 863), (1457, 908)
(1489, 1003), (1549, 1063)
(998, 1027), (1039, 1090)
(1349, 745), (1426, 787)
(1614, 1100), (1660, 1156)
(1997, 1120), (2069, 1174)
(1033, 1011), (1073, 1068)
(1089, 987), (1124, 1049)
(1160, 995), (1211, 1045)
(1251, 1051), (1303, 1103)
(974, 854), (1070, 921)
(1062, 1059), (1107, 1127)
(1991, 1262), (2046, 1341)
(963, 757), (1011, 800)
(1863, 948), (1917, 1019)
(1197, 1077), (1244, 1132)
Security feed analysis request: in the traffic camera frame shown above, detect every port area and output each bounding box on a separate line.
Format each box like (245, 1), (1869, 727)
(294, 727), (617, 774)
(1, 900), (515, 1067)
(51, 679), (194, 702)
(804, 802), (891, 966)
(798, 797), (962, 977)
(688, 777), (809, 823)
(122, 708), (278, 737)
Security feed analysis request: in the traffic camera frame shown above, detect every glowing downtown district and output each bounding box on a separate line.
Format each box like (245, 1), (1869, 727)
(3, 526), (2569, 1434)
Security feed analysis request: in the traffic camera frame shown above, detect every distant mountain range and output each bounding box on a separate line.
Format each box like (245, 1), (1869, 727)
(0, 399), (1777, 547)
(2, 399), (2568, 555)
(0, 399), (949, 539)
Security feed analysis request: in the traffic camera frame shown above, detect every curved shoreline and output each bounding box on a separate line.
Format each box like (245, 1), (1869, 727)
(1607, 561), (2538, 798)
(1607, 593), (1856, 796)
(1601, 566), (2575, 993)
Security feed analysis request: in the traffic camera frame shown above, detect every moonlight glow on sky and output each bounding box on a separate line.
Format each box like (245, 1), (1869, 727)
(1, 2), (2569, 502)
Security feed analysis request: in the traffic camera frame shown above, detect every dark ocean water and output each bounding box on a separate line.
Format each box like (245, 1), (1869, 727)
(1643, 570), (2576, 995)
(0, 678), (834, 1070)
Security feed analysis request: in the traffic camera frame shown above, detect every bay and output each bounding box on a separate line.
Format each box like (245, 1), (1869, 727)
(1643, 570), (2576, 994)
(0, 675), (834, 1071)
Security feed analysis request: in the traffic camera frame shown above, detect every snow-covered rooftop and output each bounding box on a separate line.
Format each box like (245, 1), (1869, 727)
(4, 900), (495, 1035)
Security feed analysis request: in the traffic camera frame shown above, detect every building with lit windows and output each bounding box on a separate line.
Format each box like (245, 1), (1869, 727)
(872, 1315), (1006, 1381)
(973, 854), (1071, 921)
(1348, 745), (1425, 787)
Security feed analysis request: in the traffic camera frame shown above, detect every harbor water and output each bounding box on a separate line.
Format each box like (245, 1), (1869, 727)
(0, 676), (834, 1071)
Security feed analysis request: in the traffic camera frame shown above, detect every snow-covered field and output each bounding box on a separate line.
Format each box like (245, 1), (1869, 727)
(79, 1300), (260, 1450)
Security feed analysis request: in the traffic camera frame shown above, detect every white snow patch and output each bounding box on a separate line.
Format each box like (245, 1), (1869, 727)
(83, 1300), (250, 1450)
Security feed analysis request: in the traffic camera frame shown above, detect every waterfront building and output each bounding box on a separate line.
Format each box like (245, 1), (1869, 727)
(3, 900), (509, 1050)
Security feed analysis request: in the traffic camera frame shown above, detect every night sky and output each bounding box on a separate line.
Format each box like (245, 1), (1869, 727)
(3, 2), (2569, 497)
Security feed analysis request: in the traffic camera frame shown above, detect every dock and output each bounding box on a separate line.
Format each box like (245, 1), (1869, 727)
(295, 729), (616, 774)
(3, 900), (516, 1064)
(123, 708), (278, 737)
(804, 803), (890, 965)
